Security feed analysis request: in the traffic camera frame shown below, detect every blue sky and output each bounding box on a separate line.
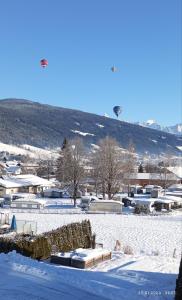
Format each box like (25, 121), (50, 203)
(0, 0), (181, 125)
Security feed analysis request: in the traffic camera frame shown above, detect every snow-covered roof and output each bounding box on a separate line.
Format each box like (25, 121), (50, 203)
(166, 191), (182, 197)
(11, 199), (44, 205)
(130, 185), (143, 188)
(144, 185), (162, 189)
(134, 198), (155, 204)
(6, 166), (21, 174)
(168, 184), (182, 191)
(6, 160), (19, 166)
(56, 248), (111, 262)
(10, 192), (36, 198)
(0, 175), (53, 188)
(44, 188), (68, 193)
(155, 199), (174, 204)
(160, 195), (182, 202)
(167, 167), (182, 179)
(144, 185), (155, 188)
(134, 200), (155, 206)
(93, 200), (124, 205)
(155, 195), (182, 204)
(128, 173), (179, 180)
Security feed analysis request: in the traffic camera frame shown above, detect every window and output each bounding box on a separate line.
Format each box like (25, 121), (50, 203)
(22, 204), (28, 208)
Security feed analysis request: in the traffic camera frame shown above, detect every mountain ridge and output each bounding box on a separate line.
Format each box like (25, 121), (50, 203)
(0, 98), (181, 155)
(135, 120), (182, 136)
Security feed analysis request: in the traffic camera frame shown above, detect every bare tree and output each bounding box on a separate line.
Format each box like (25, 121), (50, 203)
(90, 151), (101, 196)
(36, 159), (55, 179)
(158, 152), (176, 194)
(123, 140), (137, 196)
(56, 138), (85, 206)
(91, 137), (124, 199)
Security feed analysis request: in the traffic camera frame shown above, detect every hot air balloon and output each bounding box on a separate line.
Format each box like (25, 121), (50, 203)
(40, 59), (48, 68)
(111, 66), (117, 72)
(113, 106), (122, 118)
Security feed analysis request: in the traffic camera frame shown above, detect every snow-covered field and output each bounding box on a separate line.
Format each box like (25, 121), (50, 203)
(0, 142), (58, 159)
(11, 212), (182, 257)
(1, 211), (181, 299)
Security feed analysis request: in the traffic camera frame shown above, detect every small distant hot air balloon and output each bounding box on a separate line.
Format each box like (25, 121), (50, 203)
(40, 59), (48, 68)
(113, 106), (122, 118)
(111, 66), (117, 72)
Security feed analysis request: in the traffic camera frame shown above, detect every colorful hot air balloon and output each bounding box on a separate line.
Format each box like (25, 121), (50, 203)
(113, 106), (122, 118)
(40, 59), (48, 68)
(111, 66), (117, 72)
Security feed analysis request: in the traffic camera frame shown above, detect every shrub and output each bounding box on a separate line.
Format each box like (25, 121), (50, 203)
(123, 245), (133, 255)
(151, 250), (159, 256)
(134, 204), (149, 215)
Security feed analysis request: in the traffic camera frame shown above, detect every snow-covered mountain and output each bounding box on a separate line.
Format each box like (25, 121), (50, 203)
(0, 99), (181, 155)
(166, 123), (182, 135)
(136, 120), (182, 136)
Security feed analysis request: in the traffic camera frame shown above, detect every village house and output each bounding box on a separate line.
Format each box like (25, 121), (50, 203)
(0, 160), (21, 175)
(167, 166), (182, 184)
(125, 172), (180, 187)
(0, 174), (54, 197)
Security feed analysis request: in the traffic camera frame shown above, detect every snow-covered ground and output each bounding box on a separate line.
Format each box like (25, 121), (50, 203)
(9, 212), (182, 257)
(0, 211), (181, 299)
(0, 250), (179, 300)
(0, 142), (56, 159)
(71, 129), (95, 136)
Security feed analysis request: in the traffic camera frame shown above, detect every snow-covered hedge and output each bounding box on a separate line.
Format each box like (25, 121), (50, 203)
(0, 220), (93, 260)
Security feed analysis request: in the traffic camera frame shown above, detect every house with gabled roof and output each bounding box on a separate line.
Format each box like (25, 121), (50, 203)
(0, 174), (54, 197)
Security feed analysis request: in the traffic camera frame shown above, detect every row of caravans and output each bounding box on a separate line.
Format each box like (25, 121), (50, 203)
(79, 196), (181, 213)
(80, 186), (182, 213)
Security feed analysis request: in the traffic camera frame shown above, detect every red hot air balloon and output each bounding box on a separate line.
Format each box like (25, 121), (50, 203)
(40, 59), (48, 68)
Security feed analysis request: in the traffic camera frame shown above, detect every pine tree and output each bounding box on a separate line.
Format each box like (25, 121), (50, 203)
(138, 163), (144, 173)
(61, 137), (68, 150)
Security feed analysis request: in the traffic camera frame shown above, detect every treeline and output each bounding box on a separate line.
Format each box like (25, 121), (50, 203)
(55, 137), (137, 205)
(35, 136), (177, 206)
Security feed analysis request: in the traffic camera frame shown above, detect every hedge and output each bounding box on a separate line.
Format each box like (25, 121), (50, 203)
(0, 219), (93, 260)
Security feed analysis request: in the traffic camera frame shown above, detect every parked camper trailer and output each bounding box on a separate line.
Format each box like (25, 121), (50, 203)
(79, 196), (98, 209)
(130, 185), (143, 194)
(43, 189), (70, 198)
(88, 200), (123, 213)
(10, 200), (44, 209)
